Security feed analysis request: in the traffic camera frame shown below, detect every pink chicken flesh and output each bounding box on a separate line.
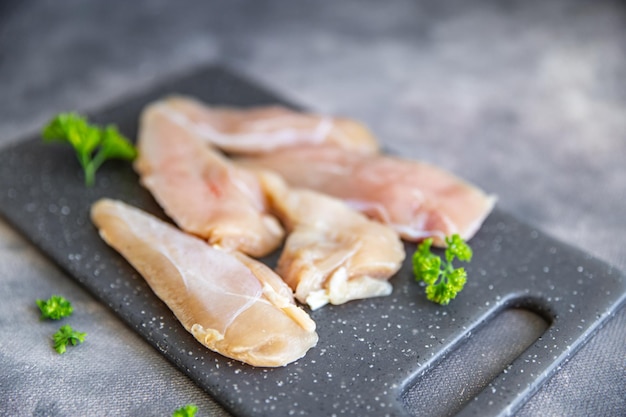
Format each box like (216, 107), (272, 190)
(91, 198), (318, 367)
(134, 102), (284, 257)
(238, 146), (496, 246)
(158, 95), (380, 155)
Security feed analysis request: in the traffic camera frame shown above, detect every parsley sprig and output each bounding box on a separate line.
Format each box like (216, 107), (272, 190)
(413, 234), (473, 305)
(36, 295), (87, 354)
(42, 112), (137, 186)
(173, 404), (198, 417)
(36, 295), (73, 320)
(53, 324), (87, 354)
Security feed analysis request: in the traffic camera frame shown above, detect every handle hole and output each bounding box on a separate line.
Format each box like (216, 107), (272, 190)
(402, 308), (549, 417)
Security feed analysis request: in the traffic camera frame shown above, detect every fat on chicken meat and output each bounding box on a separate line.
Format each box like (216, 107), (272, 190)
(134, 102), (284, 257)
(157, 95), (379, 155)
(258, 171), (405, 310)
(238, 146), (496, 247)
(91, 198), (318, 367)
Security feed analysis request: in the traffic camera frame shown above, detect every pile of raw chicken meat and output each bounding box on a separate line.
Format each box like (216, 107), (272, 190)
(91, 96), (495, 367)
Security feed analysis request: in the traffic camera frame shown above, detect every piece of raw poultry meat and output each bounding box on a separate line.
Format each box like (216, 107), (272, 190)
(238, 146), (496, 246)
(134, 102), (284, 257)
(258, 171), (405, 310)
(91, 198), (318, 367)
(157, 95), (380, 155)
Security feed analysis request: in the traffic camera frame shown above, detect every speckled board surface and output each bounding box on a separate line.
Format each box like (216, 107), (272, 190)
(0, 65), (624, 417)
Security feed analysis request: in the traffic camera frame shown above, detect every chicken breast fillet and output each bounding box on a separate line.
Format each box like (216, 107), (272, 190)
(157, 95), (379, 155)
(134, 102), (284, 257)
(238, 146), (496, 247)
(91, 198), (318, 367)
(258, 172), (405, 310)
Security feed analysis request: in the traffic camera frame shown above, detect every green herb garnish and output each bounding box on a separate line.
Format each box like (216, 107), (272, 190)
(172, 404), (198, 417)
(42, 112), (137, 186)
(52, 324), (87, 354)
(36, 295), (73, 320)
(413, 234), (472, 305)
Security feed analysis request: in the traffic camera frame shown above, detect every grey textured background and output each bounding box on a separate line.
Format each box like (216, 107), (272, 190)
(0, 1), (625, 416)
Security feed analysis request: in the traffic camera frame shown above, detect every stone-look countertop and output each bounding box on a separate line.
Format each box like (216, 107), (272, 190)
(1, 1), (624, 416)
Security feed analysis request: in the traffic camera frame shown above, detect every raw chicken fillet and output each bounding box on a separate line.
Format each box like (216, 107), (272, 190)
(134, 102), (284, 257)
(259, 172), (405, 309)
(159, 95), (380, 155)
(239, 146), (496, 246)
(91, 198), (318, 367)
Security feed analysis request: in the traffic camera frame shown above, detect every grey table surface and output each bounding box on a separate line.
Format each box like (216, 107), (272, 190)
(0, 1), (625, 416)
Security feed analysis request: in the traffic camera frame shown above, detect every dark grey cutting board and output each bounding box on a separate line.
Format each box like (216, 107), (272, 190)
(0, 65), (624, 417)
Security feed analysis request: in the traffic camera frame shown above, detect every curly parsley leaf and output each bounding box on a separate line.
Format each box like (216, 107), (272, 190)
(36, 295), (73, 320)
(42, 113), (137, 187)
(172, 404), (198, 417)
(413, 234), (473, 305)
(53, 324), (86, 354)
